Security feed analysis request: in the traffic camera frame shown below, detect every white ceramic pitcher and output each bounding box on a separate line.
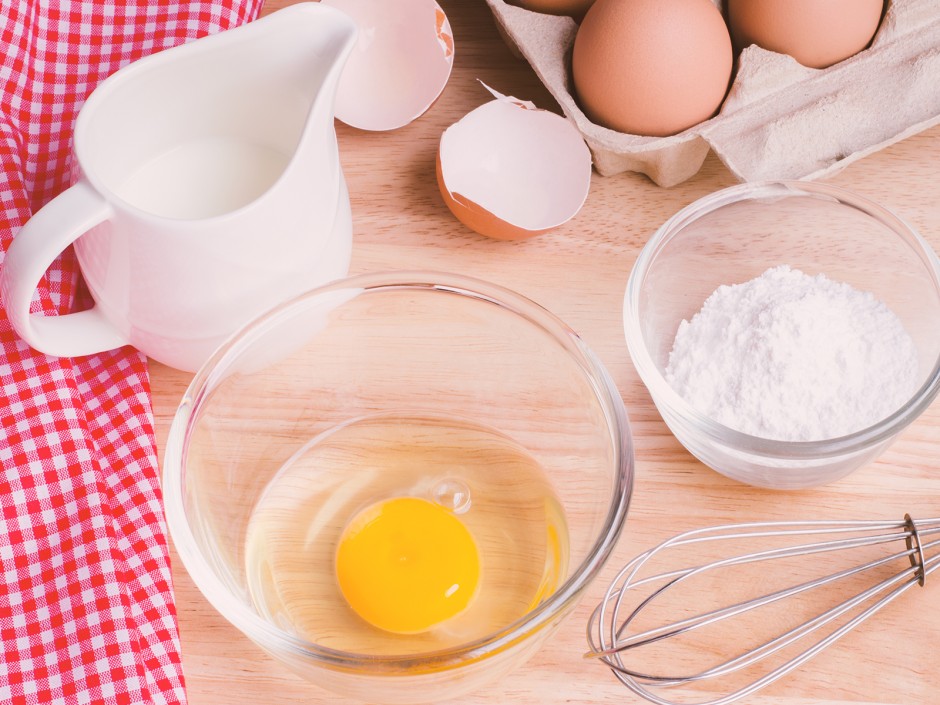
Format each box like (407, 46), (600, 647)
(1, 3), (357, 372)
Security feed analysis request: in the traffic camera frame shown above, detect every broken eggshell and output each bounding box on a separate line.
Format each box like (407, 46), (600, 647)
(323, 0), (454, 131)
(437, 89), (592, 241)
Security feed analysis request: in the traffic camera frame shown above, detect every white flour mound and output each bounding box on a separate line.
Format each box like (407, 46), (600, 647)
(665, 265), (920, 442)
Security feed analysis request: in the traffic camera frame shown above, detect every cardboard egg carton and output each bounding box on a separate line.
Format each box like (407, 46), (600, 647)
(485, 0), (940, 187)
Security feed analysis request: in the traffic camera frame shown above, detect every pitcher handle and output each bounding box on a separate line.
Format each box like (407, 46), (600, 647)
(1, 180), (129, 358)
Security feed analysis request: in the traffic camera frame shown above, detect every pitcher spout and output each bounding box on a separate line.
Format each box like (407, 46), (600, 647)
(230, 3), (357, 176)
(277, 3), (359, 151)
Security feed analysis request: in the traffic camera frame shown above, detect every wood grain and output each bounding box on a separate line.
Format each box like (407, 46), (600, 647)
(150, 2), (940, 703)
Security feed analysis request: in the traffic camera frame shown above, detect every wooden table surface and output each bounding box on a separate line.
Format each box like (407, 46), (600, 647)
(150, 2), (940, 704)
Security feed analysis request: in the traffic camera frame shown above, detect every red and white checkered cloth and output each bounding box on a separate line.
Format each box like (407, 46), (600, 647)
(0, 2), (263, 703)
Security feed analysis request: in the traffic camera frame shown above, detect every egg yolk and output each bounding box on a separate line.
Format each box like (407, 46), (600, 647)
(335, 496), (480, 634)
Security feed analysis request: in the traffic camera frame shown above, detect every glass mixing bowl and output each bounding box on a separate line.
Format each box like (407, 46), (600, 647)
(624, 181), (940, 489)
(164, 271), (633, 703)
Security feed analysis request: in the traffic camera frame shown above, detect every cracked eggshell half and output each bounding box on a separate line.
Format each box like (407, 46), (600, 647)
(437, 95), (592, 241)
(324, 0), (454, 131)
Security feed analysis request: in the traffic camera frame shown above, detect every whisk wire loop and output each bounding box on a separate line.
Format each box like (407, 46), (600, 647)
(586, 516), (939, 705)
(904, 513), (928, 586)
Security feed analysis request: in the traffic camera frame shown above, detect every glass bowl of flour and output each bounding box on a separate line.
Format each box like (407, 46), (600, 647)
(623, 181), (940, 489)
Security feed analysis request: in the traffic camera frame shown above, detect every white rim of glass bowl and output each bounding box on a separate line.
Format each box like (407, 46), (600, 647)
(623, 180), (940, 460)
(164, 270), (635, 673)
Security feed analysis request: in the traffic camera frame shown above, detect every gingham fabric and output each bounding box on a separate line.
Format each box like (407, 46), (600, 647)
(0, 1), (264, 703)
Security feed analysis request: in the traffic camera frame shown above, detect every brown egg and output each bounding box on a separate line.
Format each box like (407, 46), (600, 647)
(518, 0), (595, 20)
(727, 0), (885, 69)
(571, 0), (732, 137)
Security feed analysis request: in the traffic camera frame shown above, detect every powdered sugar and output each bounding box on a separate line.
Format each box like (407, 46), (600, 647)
(665, 265), (920, 441)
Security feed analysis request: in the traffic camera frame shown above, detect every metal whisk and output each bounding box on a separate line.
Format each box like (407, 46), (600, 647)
(586, 515), (939, 705)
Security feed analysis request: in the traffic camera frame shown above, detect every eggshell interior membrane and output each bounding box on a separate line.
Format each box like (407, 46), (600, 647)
(438, 98), (592, 241)
(324, 0), (454, 131)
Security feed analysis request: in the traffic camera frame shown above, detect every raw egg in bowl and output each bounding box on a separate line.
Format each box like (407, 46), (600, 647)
(164, 271), (633, 703)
